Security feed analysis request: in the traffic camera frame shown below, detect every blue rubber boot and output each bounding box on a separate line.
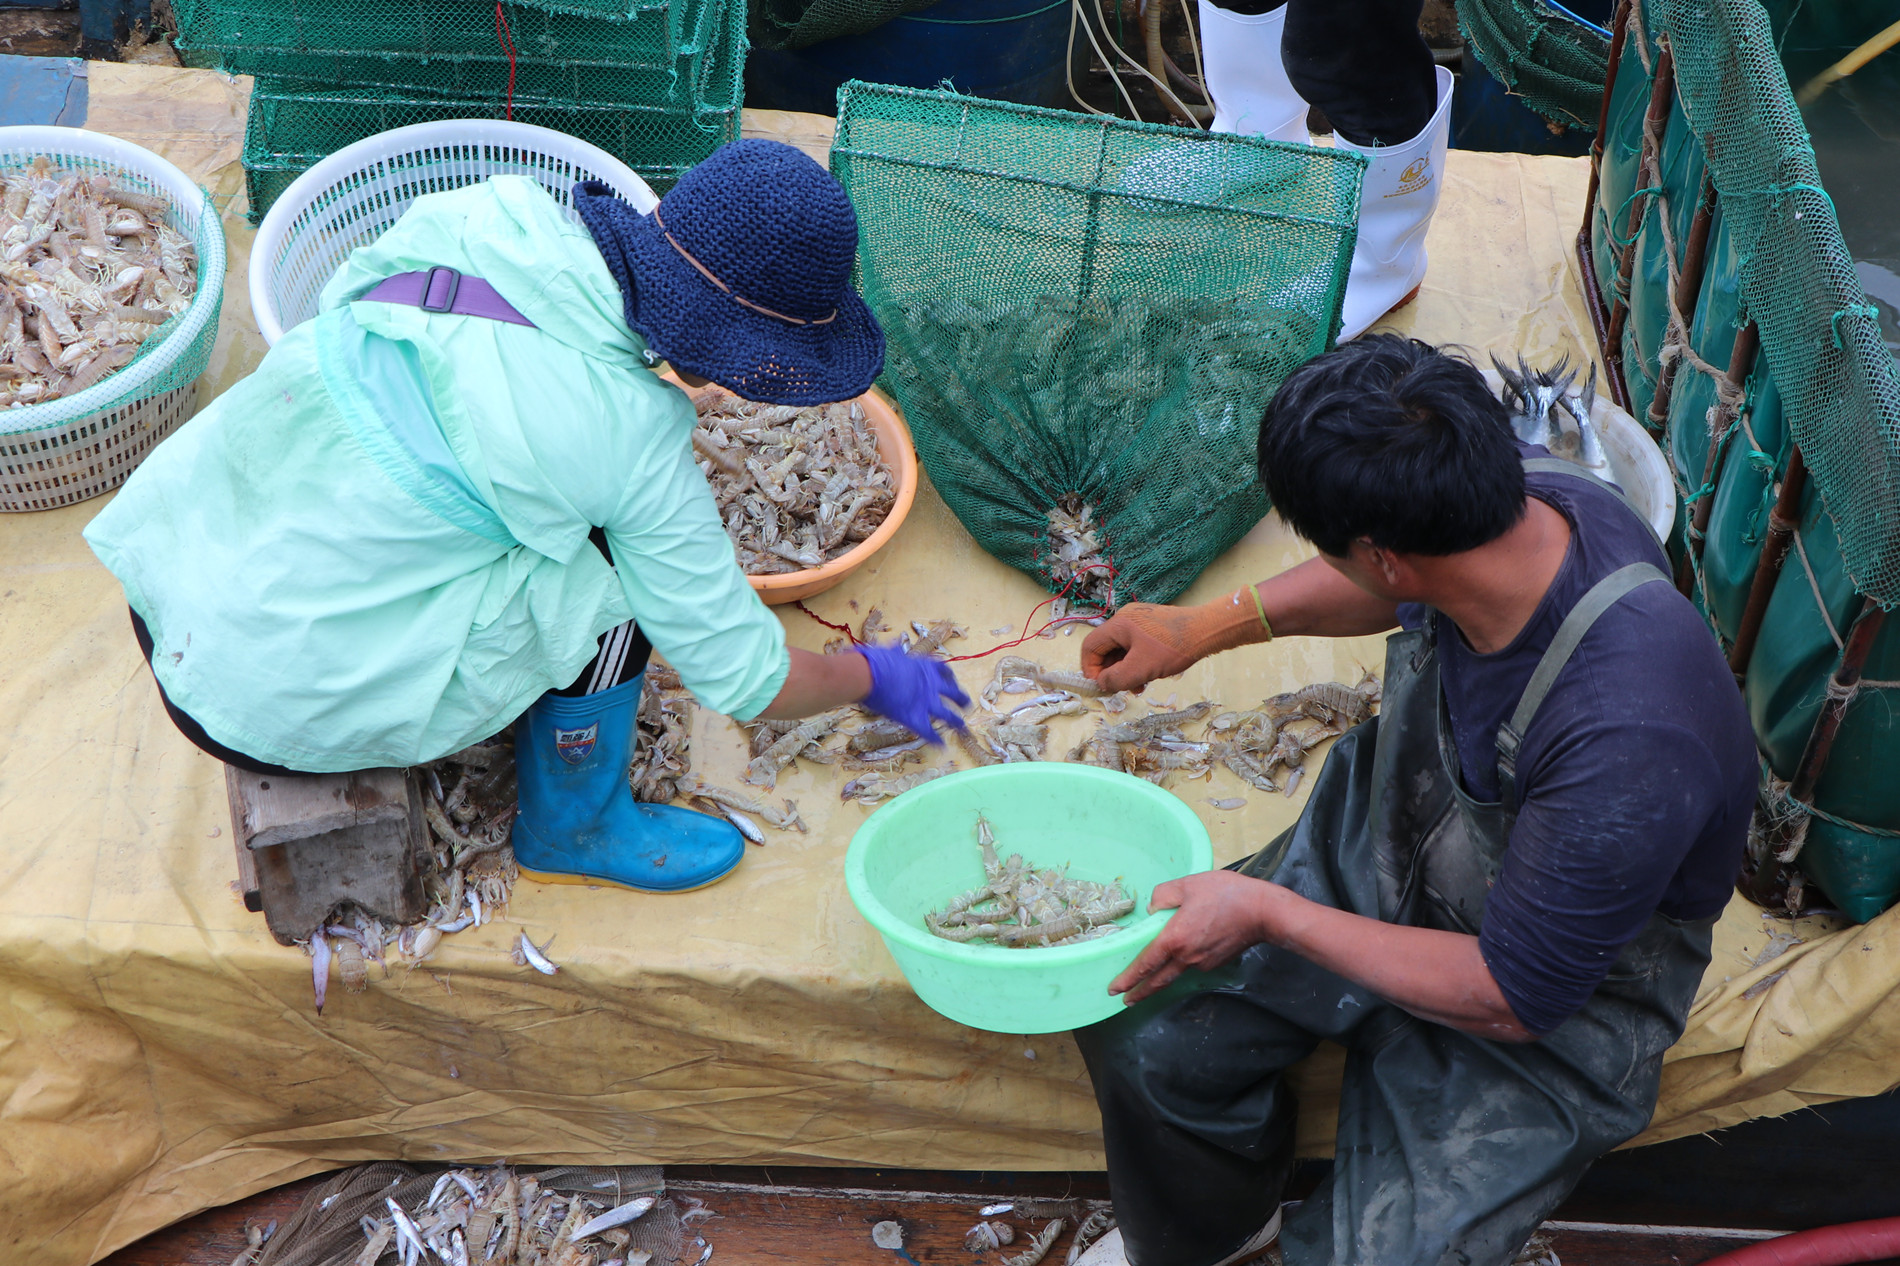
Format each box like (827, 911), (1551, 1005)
(512, 674), (745, 893)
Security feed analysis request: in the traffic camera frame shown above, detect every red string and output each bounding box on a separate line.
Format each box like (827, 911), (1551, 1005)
(793, 600), (861, 646)
(791, 562), (1118, 665)
(494, 2), (518, 121)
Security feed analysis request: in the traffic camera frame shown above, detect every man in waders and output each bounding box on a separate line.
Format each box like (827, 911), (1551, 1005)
(1071, 336), (1755, 1266)
(85, 141), (968, 895)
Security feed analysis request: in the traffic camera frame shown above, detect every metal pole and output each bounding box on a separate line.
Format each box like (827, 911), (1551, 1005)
(1744, 599), (1890, 908)
(1578, 0), (1636, 382)
(1675, 320), (1760, 597)
(1727, 446), (1807, 681)
(1602, 40), (1676, 413)
(1647, 170), (1719, 432)
(1788, 599), (1886, 808)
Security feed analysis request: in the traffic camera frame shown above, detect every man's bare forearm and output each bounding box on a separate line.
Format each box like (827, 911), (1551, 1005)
(1256, 883), (1533, 1041)
(1255, 556), (1402, 640)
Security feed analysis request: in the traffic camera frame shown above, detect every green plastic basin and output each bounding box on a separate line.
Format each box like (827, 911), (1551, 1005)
(844, 763), (1215, 1033)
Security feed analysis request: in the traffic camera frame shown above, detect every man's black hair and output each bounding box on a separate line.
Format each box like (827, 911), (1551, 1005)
(1256, 335), (1525, 557)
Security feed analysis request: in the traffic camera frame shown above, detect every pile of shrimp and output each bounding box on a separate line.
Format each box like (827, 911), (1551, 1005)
(0, 157), (195, 407)
(688, 386), (897, 574)
(300, 738), (523, 1011)
(924, 814), (1136, 949)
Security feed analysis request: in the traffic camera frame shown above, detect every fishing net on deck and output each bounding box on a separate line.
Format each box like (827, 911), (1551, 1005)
(1458, 0), (1612, 132)
(831, 83), (1363, 607)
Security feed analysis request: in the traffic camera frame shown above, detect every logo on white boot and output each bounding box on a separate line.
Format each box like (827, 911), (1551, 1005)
(554, 723), (599, 765)
(1389, 158), (1433, 197)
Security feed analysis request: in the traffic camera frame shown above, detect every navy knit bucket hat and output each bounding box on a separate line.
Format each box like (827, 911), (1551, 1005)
(574, 139), (885, 407)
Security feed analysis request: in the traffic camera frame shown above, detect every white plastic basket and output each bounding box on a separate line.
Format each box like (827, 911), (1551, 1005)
(250, 120), (660, 346)
(0, 126), (225, 512)
(1481, 366), (1678, 541)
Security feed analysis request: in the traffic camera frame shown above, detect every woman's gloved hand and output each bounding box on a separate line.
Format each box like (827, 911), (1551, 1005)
(857, 644), (971, 742)
(1081, 589), (1267, 694)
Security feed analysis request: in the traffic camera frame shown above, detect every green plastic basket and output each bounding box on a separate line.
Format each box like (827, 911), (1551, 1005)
(845, 764), (1214, 1034)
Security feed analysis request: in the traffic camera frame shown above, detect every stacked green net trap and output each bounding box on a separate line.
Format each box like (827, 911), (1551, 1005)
(174, 0), (743, 219)
(831, 83), (1365, 607)
(1459, 0), (1612, 132)
(1590, 0), (1900, 917)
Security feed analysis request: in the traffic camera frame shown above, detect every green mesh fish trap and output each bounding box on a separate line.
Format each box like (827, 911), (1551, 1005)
(175, 0), (725, 75)
(211, 0), (741, 113)
(242, 77), (735, 220)
(831, 83), (1364, 607)
(1459, 0), (1611, 132)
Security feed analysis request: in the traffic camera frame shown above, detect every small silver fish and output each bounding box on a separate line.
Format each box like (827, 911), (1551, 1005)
(574, 1195), (657, 1240)
(517, 931), (558, 975)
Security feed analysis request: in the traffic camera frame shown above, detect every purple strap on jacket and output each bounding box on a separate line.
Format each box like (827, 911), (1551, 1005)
(359, 266), (535, 328)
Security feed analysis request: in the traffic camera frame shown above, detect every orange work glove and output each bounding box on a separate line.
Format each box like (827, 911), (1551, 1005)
(1080, 588), (1271, 694)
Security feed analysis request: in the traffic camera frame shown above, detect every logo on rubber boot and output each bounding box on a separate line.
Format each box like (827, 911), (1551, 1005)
(1388, 158), (1432, 197)
(554, 723), (599, 765)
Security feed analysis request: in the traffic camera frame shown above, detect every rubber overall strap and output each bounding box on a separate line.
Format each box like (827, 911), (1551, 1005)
(1520, 456), (1662, 549)
(1495, 561), (1671, 806)
(359, 266), (536, 328)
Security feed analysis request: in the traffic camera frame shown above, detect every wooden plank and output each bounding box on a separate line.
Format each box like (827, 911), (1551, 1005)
(97, 1167), (1870, 1266)
(225, 765), (262, 914)
(226, 767), (429, 945)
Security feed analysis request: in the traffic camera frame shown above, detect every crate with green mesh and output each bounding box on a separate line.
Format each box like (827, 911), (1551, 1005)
(241, 77), (735, 221)
(830, 82), (1365, 606)
(174, 0), (726, 71)
(214, 0), (741, 112)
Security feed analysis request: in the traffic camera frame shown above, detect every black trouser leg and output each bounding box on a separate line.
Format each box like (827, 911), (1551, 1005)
(1075, 980), (1308, 1266)
(129, 607), (304, 775)
(1203, 0), (1439, 146)
(551, 526), (652, 698)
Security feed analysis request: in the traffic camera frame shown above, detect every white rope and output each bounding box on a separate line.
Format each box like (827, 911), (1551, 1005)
(1790, 528), (1844, 649)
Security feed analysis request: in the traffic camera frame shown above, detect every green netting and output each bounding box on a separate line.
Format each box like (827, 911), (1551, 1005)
(747, 0), (931, 53)
(1587, 0), (1900, 917)
(241, 77), (733, 220)
(1458, 0), (1611, 132)
(175, 0), (724, 72)
(830, 82), (1363, 607)
(211, 0), (741, 112)
(1648, 0), (1900, 608)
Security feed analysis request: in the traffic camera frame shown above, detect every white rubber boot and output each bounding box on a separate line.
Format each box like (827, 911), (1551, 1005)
(1333, 64), (1456, 342)
(1197, 0), (1310, 144)
(1073, 1209), (1282, 1266)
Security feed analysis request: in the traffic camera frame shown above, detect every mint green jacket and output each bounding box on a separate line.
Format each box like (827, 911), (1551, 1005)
(85, 177), (788, 771)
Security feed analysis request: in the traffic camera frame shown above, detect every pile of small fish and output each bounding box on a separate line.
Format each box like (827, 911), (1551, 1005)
(1, 157), (196, 407)
(924, 814), (1136, 948)
(689, 387), (896, 573)
(353, 1168), (709, 1266)
(1494, 354), (1608, 477)
(1044, 496), (1116, 614)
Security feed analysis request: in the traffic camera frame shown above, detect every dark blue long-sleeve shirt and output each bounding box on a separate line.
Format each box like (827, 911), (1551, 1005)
(1399, 450), (1756, 1035)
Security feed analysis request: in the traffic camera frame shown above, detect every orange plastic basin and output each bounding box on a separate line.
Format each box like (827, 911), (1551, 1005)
(670, 376), (919, 606)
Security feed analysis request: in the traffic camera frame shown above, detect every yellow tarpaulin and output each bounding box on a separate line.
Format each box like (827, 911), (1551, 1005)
(0, 62), (1895, 1266)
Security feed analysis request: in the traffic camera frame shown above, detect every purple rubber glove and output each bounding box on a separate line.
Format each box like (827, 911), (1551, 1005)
(857, 643), (971, 742)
